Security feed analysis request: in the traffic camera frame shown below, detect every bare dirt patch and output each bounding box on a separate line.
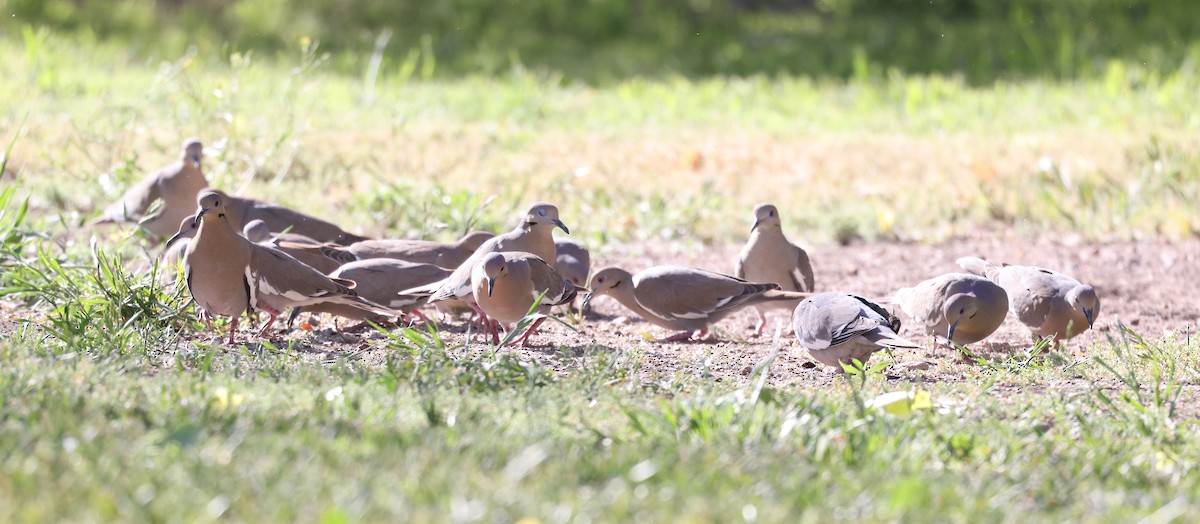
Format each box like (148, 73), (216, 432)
(273, 236), (1200, 389)
(6, 236), (1197, 392)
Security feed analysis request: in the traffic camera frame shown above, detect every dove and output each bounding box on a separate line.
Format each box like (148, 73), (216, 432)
(92, 138), (207, 239)
(471, 252), (577, 346)
(401, 203), (568, 315)
(582, 265), (809, 342)
(288, 259), (451, 330)
(792, 293), (919, 371)
(203, 189), (370, 246)
(895, 272), (1009, 347)
(735, 203), (815, 336)
(957, 256), (1099, 342)
(167, 190), (394, 343)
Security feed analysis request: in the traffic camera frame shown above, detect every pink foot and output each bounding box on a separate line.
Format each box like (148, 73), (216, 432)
(510, 317), (547, 347)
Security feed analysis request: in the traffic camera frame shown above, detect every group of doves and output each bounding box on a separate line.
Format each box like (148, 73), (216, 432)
(92, 139), (1100, 371)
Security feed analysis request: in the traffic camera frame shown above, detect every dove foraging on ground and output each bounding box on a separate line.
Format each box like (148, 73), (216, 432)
(792, 293), (920, 371)
(286, 230), (496, 271)
(957, 257), (1100, 342)
(242, 219), (341, 274)
(288, 259), (451, 329)
(895, 273), (1008, 347)
(554, 238), (591, 287)
(167, 190), (395, 344)
(735, 203), (815, 336)
(583, 265), (810, 342)
(472, 252), (578, 345)
(402, 203), (568, 310)
(202, 189), (370, 246)
(160, 214), (199, 274)
(242, 219), (323, 246)
(92, 138), (208, 239)
(553, 238), (591, 312)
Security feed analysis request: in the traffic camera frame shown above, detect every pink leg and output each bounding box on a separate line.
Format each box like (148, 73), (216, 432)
(257, 306), (282, 336)
(469, 303), (493, 331)
(406, 309), (431, 325)
(510, 317), (547, 347)
(753, 310), (768, 337)
(489, 319), (502, 345)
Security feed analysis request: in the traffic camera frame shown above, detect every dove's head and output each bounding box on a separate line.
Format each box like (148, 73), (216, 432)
(480, 252), (509, 297)
(181, 138), (204, 167)
(943, 292), (980, 342)
(581, 266), (633, 310)
(164, 214), (200, 250)
(1067, 285), (1099, 328)
(751, 203), (781, 232)
(522, 202), (569, 234)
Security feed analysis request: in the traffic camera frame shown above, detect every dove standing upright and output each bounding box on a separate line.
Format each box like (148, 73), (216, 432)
(735, 203), (815, 336)
(401, 203), (568, 314)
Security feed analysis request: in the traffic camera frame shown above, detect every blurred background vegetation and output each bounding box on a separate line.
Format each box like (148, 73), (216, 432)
(3, 0), (1198, 83)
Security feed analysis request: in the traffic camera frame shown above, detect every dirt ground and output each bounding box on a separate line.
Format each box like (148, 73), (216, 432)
(274, 235), (1200, 389)
(7, 236), (1199, 392)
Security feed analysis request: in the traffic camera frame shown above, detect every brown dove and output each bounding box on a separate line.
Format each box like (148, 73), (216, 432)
(242, 219), (341, 274)
(288, 259), (451, 329)
(401, 203), (568, 310)
(92, 138), (207, 239)
(472, 252), (578, 346)
(202, 189), (370, 246)
(582, 265), (809, 342)
(895, 273), (1009, 347)
(957, 257), (1099, 342)
(735, 203), (815, 336)
(167, 190), (394, 343)
(288, 230), (496, 270)
(554, 238), (591, 287)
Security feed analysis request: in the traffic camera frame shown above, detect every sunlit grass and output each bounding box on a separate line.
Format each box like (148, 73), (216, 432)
(2, 34), (1199, 246)
(2, 30), (1200, 522)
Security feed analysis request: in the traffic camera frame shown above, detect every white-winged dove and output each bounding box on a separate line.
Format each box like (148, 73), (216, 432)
(895, 272), (1009, 347)
(471, 252), (577, 346)
(160, 214), (199, 273)
(402, 203), (568, 313)
(957, 256), (1099, 342)
(283, 230), (496, 272)
(288, 258), (451, 330)
(554, 238), (591, 287)
(203, 189), (370, 246)
(241, 219), (323, 246)
(792, 293), (919, 371)
(92, 138), (207, 239)
(242, 219), (341, 274)
(735, 203), (815, 336)
(582, 265), (809, 342)
(167, 190), (395, 344)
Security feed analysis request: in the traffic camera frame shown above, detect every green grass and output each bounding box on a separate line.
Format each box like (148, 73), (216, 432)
(3, 33), (1200, 246)
(1, 302), (1198, 521)
(3, 28), (1200, 522)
